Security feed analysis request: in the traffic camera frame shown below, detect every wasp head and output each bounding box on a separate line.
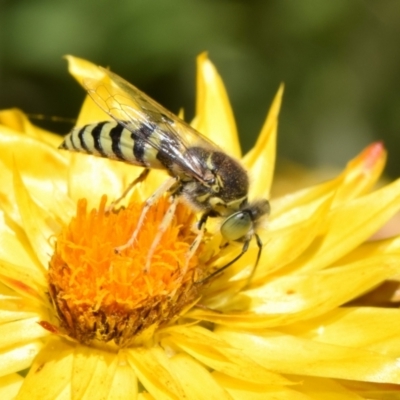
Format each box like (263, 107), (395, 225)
(220, 199), (270, 243)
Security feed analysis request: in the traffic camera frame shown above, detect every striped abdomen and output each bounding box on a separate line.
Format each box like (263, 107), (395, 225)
(60, 121), (169, 169)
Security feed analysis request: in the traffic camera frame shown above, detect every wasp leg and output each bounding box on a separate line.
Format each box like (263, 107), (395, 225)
(107, 168), (150, 212)
(197, 211), (211, 230)
(182, 222), (205, 276)
(144, 195), (179, 272)
(114, 177), (177, 254)
(181, 210), (213, 276)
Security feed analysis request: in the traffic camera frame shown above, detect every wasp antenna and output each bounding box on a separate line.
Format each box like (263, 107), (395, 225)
(27, 114), (76, 124)
(244, 233), (263, 288)
(197, 239), (251, 285)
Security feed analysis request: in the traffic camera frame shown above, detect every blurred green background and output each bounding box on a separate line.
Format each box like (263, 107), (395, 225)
(1, 0), (400, 177)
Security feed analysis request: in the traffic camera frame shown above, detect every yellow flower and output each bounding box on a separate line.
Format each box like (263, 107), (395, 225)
(0, 54), (400, 399)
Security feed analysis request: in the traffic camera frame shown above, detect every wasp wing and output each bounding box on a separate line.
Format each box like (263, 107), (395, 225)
(82, 67), (220, 184)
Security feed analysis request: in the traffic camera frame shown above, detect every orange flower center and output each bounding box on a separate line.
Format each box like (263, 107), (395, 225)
(48, 195), (208, 347)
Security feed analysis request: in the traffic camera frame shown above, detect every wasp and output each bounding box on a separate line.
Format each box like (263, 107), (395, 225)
(59, 65), (270, 283)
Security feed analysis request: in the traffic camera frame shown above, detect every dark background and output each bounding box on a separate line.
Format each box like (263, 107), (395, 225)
(1, 0), (399, 177)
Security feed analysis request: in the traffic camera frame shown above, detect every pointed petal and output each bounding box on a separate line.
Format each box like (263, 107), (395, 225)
(17, 338), (73, 400)
(243, 84), (284, 199)
(193, 53), (240, 157)
(65, 56), (111, 125)
(65, 55), (107, 88)
(287, 177), (400, 273)
(333, 142), (386, 205)
(271, 142), (386, 218)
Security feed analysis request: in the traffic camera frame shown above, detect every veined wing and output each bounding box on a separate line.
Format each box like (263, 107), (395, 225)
(82, 66), (220, 184)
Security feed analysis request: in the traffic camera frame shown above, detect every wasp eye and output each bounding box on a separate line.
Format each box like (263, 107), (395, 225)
(221, 211), (252, 241)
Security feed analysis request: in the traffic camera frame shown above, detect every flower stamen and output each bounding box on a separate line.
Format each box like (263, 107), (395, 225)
(48, 195), (208, 346)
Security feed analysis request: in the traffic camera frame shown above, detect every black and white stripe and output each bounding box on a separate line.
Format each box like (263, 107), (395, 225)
(59, 121), (167, 169)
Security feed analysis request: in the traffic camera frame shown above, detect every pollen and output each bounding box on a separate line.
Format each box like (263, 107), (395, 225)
(48, 195), (208, 347)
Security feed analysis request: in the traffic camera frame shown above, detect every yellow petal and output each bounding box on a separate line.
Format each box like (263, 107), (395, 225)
(167, 353), (231, 400)
(213, 372), (312, 400)
(283, 307), (400, 354)
(17, 338), (73, 400)
(72, 345), (118, 400)
(339, 234), (400, 265)
(285, 178), (400, 274)
(193, 52), (241, 157)
(271, 172), (342, 219)
(246, 255), (399, 324)
(0, 318), (49, 350)
(271, 142), (386, 218)
(243, 84), (284, 199)
(12, 163), (56, 269)
(65, 153), (142, 209)
(0, 341), (42, 377)
(0, 298), (39, 325)
(333, 142), (386, 205)
(129, 346), (230, 399)
(0, 109), (62, 148)
(217, 328), (400, 384)
(0, 213), (44, 274)
(294, 376), (364, 400)
(166, 325), (290, 386)
(75, 95), (113, 127)
(108, 352), (138, 400)
(254, 195), (333, 281)
(127, 347), (185, 399)
(65, 55), (111, 125)
(0, 260), (47, 304)
(0, 128), (68, 216)
(0, 373), (24, 400)
(190, 255), (399, 328)
(65, 55), (107, 88)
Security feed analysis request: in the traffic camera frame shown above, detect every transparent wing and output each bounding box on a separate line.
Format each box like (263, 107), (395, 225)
(82, 66), (221, 183)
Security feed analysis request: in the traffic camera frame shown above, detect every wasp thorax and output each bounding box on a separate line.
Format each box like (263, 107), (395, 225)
(209, 151), (249, 201)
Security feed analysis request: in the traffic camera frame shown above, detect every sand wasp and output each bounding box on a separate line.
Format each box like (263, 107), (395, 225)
(60, 65), (270, 282)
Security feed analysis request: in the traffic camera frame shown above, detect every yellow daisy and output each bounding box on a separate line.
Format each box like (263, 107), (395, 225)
(0, 54), (400, 399)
